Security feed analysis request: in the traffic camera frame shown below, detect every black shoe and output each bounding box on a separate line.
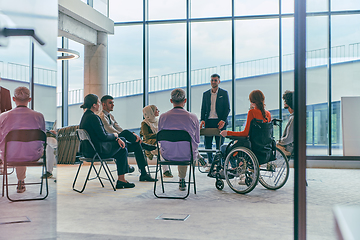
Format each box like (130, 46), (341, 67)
(139, 173), (157, 182)
(128, 166), (135, 173)
(116, 180), (135, 189)
(141, 143), (157, 151)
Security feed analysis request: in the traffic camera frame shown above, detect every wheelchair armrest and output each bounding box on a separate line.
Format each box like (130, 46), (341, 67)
(225, 136), (248, 141)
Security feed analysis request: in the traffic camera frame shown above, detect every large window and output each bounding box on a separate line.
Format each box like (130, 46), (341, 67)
(191, 21), (232, 120)
(107, 0), (360, 158)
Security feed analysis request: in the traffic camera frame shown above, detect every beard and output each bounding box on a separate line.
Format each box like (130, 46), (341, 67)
(284, 106), (289, 109)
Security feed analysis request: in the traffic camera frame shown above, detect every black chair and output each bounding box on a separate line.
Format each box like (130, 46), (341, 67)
(2, 129), (48, 202)
(73, 129), (116, 193)
(154, 129), (196, 199)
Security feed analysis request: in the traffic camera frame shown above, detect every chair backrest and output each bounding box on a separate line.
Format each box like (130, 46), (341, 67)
(248, 118), (275, 165)
(76, 129), (97, 153)
(5, 129), (46, 143)
(4, 129), (47, 162)
(156, 129), (193, 161)
(157, 129), (192, 142)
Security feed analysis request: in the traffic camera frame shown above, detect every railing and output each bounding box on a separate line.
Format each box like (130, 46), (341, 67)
(0, 61), (56, 86)
(57, 42), (360, 106)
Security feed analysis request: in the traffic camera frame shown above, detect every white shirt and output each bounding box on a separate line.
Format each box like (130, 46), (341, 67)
(209, 88), (218, 119)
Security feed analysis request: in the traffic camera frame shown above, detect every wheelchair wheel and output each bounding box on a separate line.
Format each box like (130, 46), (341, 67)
(259, 147), (289, 190)
(224, 147), (259, 194)
(215, 179), (224, 190)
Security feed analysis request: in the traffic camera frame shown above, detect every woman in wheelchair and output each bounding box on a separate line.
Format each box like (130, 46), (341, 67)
(205, 90), (289, 194)
(220, 90), (271, 153)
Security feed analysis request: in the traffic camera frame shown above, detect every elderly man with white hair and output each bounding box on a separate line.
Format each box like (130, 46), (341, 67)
(0, 86), (45, 193)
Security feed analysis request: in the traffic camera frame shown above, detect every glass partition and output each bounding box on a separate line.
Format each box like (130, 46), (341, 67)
(108, 25), (143, 130)
(148, 23), (186, 114)
(191, 0), (232, 18)
(235, 0), (279, 16)
(306, 16), (328, 156)
(149, 0), (186, 20)
(235, 19), (279, 133)
(109, 0), (143, 22)
(191, 21), (232, 121)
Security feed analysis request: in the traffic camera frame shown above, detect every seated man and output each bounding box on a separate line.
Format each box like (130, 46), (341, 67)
(98, 95), (156, 182)
(277, 90), (294, 156)
(0, 86), (45, 193)
(158, 88), (200, 191)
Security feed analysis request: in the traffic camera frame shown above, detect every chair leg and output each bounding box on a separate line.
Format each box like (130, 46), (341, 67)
(159, 165), (165, 193)
(99, 161), (116, 191)
(2, 168), (5, 197)
(153, 161), (160, 198)
(5, 164), (49, 202)
(72, 162), (92, 193)
(91, 163), (105, 188)
(72, 162), (83, 190)
(192, 163), (196, 194)
(103, 161), (115, 182)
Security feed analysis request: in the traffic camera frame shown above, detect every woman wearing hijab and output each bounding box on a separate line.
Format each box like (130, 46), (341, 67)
(140, 105), (173, 178)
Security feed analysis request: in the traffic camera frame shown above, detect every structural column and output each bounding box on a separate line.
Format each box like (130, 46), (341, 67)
(84, 32), (108, 97)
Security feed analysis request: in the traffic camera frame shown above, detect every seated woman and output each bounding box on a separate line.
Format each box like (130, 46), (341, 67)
(79, 94), (135, 189)
(220, 90), (271, 153)
(140, 105), (173, 178)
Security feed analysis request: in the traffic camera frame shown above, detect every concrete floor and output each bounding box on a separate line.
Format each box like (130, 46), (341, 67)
(1, 159), (360, 240)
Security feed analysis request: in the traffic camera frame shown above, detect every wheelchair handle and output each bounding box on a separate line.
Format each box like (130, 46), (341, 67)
(272, 118), (282, 126)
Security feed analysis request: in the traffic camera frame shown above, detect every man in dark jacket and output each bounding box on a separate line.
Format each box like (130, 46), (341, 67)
(200, 74), (230, 164)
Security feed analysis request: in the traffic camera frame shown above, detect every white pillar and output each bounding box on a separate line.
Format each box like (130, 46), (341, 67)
(84, 32), (108, 98)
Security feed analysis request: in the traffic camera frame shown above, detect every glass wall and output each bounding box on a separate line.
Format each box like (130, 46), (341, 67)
(106, 0), (360, 156)
(108, 25), (143, 131)
(306, 16), (328, 156)
(191, 21), (232, 121)
(235, 19), (279, 133)
(149, 23), (186, 114)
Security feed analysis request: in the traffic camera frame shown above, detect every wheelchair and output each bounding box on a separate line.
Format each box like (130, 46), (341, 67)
(206, 118), (290, 194)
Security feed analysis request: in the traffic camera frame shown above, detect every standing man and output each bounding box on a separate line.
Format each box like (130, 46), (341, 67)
(0, 86), (45, 193)
(200, 73), (230, 164)
(158, 88), (200, 191)
(277, 90), (294, 156)
(98, 95), (157, 182)
(0, 77), (12, 113)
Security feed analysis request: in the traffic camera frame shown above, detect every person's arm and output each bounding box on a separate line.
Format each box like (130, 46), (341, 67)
(227, 110), (254, 137)
(200, 91), (207, 122)
(91, 114), (116, 142)
(111, 115), (124, 133)
(221, 90), (230, 123)
(99, 113), (121, 134)
(278, 116), (294, 145)
(141, 122), (156, 139)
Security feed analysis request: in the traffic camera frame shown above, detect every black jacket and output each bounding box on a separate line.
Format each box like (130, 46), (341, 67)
(200, 87), (230, 124)
(79, 109), (118, 158)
